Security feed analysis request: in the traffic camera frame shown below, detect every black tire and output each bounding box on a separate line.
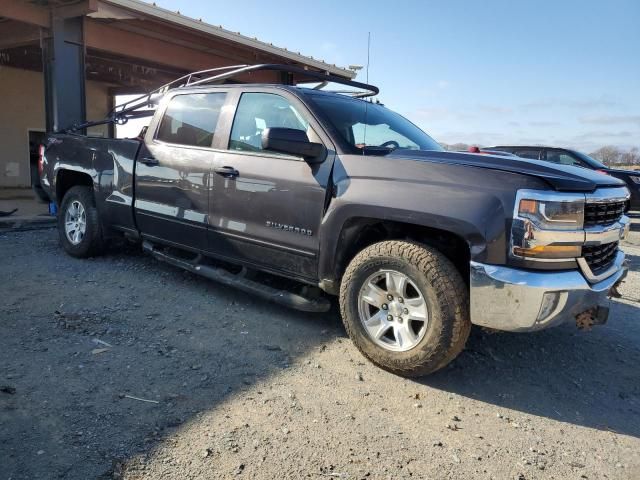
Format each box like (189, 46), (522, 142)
(58, 186), (105, 258)
(339, 240), (471, 377)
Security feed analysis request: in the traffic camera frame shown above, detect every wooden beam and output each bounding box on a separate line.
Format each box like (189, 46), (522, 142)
(0, 21), (41, 49)
(0, 0), (50, 28)
(84, 20), (231, 72)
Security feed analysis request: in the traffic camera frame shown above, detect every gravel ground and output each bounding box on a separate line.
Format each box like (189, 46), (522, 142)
(1, 228), (639, 480)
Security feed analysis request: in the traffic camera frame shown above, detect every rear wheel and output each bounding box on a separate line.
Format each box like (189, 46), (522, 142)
(58, 186), (105, 258)
(339, 240), (470, 377)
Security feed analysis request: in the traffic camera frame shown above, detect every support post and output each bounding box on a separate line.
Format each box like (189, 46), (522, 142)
(43, 16), (86, 133)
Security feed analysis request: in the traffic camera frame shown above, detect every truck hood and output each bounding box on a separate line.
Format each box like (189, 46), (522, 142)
(389, 150), (625, 192)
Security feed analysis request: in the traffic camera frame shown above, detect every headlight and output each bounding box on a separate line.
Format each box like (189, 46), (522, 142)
(517, 197), (584, 230)
(630, 176), (640, 184)
(511, 190), (585, 261)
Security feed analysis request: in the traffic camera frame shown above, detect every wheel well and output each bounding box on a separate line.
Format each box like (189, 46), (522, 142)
(56, 170), (93, 204)
(334, 218), (471, 283)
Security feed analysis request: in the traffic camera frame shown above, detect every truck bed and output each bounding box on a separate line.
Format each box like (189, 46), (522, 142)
(42, 134), (143, 235)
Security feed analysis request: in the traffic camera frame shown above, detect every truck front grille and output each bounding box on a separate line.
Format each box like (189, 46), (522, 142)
(582, 242), (619, 274)
(584, 201), (626, 227)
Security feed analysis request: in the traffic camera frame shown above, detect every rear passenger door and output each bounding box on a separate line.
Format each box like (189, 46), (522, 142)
(206, 89), (335, 281)
(135, 91), (228, 251)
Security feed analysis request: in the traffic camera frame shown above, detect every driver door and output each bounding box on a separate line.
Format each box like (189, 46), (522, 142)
(207, 90), (334, 281)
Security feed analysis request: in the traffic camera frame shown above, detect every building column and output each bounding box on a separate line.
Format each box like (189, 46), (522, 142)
(43, 15), (86, 133)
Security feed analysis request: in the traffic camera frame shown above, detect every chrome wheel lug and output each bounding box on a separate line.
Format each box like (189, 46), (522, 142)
(387, 315), (394, 321)
(387, 294), (393, 301)
(397, 317), (403, 323)
(381, 304), (388, 310)
(403, 308), (409, 314)
(398, 297), (404, 303)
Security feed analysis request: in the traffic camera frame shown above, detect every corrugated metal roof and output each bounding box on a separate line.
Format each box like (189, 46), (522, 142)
(102, 0), (355, 79)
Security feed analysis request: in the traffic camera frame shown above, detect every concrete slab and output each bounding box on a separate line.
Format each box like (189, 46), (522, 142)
(0, 188), (55, 231)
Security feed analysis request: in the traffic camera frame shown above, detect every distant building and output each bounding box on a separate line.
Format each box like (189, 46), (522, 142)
(0, 0), (354, 188)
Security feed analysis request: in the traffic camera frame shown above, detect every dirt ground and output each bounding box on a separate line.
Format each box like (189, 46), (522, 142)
(1, 227), (639, 480)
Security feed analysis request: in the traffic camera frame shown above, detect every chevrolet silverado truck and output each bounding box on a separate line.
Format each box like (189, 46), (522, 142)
(38, 64), (631, 377)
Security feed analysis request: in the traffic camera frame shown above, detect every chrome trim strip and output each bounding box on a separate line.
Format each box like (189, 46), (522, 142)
(585, 186), (630, 204)
(577, 250), (626, 284)
(513, 189), (586, 203)
(584, 215), (630, 246)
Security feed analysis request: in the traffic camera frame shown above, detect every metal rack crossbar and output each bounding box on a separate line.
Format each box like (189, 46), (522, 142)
(64, 64), (378, 133)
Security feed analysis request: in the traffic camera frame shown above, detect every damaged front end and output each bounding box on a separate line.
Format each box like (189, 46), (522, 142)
(468, 186), (630, 333)
(469, 256), (627, 332)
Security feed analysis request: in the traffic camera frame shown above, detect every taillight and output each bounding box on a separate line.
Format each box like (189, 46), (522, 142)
(38, 144), (45, 176)
(595, 169), (609, 175)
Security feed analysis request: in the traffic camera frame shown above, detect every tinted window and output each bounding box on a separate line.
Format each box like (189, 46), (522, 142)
(229, 93), (309, 153)
(546, 150), (587, 168)
(514, 149), (541, 160)
(157, 93), (226, 147)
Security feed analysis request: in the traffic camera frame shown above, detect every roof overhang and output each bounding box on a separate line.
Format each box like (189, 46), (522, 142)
(102, 0), (355, 79)
(0, 0), (355, 79)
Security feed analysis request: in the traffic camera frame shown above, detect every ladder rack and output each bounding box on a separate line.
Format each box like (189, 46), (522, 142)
(64, 64), (378, 133)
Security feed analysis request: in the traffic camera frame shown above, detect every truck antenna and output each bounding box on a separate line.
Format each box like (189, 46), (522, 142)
(362, 32), (371, 155)
(366, 31), (371, 84)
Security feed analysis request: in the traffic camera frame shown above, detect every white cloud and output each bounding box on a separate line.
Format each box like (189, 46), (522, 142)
(578, 115), (640, 126)
(521, 97), (619, 109)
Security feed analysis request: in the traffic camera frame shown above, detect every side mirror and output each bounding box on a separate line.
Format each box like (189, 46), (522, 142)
(262, 128), (326, 163)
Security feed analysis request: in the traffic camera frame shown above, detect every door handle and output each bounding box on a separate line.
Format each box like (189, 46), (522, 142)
(139, 156), (159, 166)
(214, 166), (239, 178)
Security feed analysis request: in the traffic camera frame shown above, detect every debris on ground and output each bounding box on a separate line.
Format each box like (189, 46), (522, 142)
(122, 395), (160, 404)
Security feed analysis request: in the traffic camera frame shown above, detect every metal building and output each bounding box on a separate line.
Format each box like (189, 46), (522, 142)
(0, 0), (354, 188)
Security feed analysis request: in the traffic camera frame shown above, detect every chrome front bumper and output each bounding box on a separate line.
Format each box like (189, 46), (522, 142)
(470, 251), (628, 332)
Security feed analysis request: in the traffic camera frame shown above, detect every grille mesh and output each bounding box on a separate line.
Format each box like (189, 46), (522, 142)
(582, 242), (619, 274)
(584, 201), (626, 227)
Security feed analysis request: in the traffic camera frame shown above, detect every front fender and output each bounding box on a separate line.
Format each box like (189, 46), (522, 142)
(317, 155), (549, 283)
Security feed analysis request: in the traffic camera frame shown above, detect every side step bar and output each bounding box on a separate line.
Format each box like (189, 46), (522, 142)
(142, 241), (331, 313)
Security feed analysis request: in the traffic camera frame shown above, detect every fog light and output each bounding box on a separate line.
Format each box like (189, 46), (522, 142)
(513, 245), (582, 259)
(537, 292), (561, 322)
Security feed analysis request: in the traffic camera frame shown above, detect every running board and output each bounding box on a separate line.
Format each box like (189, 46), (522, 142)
(142, 241), (331, 313)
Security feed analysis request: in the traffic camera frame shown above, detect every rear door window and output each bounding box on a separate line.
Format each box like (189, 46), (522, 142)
(156, 93), (227, 147)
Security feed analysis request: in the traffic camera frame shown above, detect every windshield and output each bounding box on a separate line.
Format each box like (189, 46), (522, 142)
(306, 93), (443, 154)
(572, 150), (607, 169)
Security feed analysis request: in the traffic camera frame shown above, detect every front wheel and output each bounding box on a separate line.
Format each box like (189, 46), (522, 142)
(339, 241), (471, 377)
(58, 186), (105, 258)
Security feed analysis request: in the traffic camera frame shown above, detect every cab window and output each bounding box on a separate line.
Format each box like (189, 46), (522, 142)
(545, 150), (587, 168)
(156, 93), (226, 147)
(229, 93), (309, 153)
(514, 149), (541, 160)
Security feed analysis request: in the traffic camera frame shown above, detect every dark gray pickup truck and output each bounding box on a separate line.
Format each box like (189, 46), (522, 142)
(39, 65), (631, 377)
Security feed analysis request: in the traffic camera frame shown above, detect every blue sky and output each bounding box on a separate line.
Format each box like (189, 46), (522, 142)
(151, 0), (639, 152)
